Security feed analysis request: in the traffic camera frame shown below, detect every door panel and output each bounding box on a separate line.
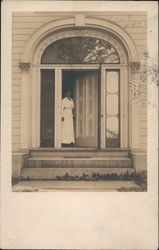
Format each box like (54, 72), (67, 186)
(105, 70), (120, 148)
(40, 69), (55, 147)
(75, 71), (98, 147)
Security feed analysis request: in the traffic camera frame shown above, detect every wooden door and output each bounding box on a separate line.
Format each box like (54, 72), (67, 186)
(40, 69), (55, 147)
(75, 71), (98, 147)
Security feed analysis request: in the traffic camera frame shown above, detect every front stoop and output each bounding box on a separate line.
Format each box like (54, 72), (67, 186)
(21, 149), (135, 180)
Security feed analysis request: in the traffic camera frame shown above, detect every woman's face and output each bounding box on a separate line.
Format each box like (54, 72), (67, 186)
(66, 90), (71, 98)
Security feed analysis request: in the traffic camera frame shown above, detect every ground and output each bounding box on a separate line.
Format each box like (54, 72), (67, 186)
(12, 179), (146, 192)
(12, 171), (147, 192)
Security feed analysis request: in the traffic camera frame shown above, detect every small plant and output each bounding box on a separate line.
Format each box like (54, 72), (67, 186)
(55, 171), (138, 181)
(12, 177), (20, 186)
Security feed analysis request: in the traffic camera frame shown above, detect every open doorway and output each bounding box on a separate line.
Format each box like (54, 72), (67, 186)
(62, 70), (99, 148)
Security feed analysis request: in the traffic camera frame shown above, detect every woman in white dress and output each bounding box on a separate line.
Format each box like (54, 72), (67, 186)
(61, 90), (75, 146)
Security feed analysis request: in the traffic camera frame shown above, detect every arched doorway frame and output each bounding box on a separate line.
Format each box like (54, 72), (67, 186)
(20, 16), (139, 150)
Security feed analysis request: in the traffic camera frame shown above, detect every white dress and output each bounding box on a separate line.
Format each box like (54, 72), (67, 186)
(61, 97), (75, 144)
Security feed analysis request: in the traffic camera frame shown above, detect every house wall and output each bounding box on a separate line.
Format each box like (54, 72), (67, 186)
(12, 11), (147, 152)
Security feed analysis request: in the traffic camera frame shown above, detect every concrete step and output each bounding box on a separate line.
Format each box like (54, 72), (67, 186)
(21, 167), (135, 180)
(25, 157), (132, 168)
(30, 149), (130, 158)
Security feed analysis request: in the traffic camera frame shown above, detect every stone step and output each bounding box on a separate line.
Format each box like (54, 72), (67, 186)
(30, 149), (130, 158)
(25, 157), (132, 168)
(21, 167), (135, 180)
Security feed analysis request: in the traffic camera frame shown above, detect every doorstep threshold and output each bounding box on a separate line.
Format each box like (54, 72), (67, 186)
(32, 147), (130, 151)
(28, 157), (131, 160)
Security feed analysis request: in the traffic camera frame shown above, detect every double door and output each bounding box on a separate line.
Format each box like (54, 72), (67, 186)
(40, 67), (121, 148)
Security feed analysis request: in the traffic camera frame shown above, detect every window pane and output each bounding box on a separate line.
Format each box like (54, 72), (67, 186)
(105, 71), (120, 148)
(106, 117), (118, 134)
(41, 37), (120, 64)
(107, 95), (118, 116)
(107, 72), (119, 93)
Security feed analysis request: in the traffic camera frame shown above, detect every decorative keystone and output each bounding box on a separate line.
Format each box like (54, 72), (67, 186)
(75, 13), (86, 28)
(19, 62), (30, 71)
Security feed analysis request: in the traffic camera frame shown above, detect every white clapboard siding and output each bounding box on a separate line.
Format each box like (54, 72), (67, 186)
(13, 28), (37, 35)
(12, 53), (23, 60)
(12, 136), (20, 143)
(131, 34), (147, 40)
(12, 41), (27, 48)
(12, 99), (21, 107)
(12, 107), (20, 115)
(139, 114), (147, 123)
(12, 72), (21, 79)
(12, 60), (21, 68)
(13, 34), (31, 41)
(12, 128), (20, 136)
(12, 114), (20, 121)
(125, 27), (147, 34)
(12, 92), (21, 99)
(140, 136), (147, 145)
(140, 128), (147, 136)
(12, 121), (20, 128)
(12, 81), (21, 88)
(12, 68), (21, 75)
(13, 16), (64, 23)
(139, 122), (147, 129)
(13, 12), (74, 17)
(12, 22), (46, 29)
(12, 47), (24, 54)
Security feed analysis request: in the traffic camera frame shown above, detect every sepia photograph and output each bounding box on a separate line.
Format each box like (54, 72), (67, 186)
(11, 10), (148, 192)
(1, 1), (158, 249)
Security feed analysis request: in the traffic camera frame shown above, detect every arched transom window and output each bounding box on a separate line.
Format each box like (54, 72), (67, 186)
(41, 37), (120, 64)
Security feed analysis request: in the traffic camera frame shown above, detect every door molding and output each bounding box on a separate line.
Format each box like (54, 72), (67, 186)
(28, 64), (129, 149)
(19, 14), (140, 150)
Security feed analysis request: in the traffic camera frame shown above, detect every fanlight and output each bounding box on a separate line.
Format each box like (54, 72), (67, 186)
(41, 37), (120, 64)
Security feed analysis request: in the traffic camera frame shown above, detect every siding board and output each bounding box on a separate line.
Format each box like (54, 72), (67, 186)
(12, 144), (20, 151)
(13, 28), (36, 35)
(12, 86), (21, 93)
(12, 121), (20, 128)
(13, 41), (26, 47)
(13, 34), (31, 41)
(13, 16), (60, 23)
(12, 73), (21, 79)
(12, 107), (20, 114)
(12, 129), (20, 136)
(12, 48), (23, 53)
(12, 136), (20, 143)
(125, 27), (147, 34)
(140, 128), (147, 136)
(12, 114), (20, 121)
(13, 22), (45, 29)
(12, 100), (21, 107)
(12, 60), (21, 67)
(12, 68), (21, 74)
(12, 53), (22, 60)
(12, 11), (146, 17)
(134, 40), (147, 46)
(12, 82), (21, 87)
(131, 34), (147, 40)
(12, 93), (21, 99)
